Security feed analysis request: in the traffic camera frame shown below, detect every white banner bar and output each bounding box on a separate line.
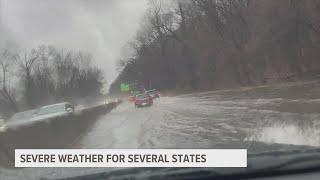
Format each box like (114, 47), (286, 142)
(15, 149), (247, 167)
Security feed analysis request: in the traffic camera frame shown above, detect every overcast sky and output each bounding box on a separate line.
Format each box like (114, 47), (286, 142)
(0, 0), (148, 85)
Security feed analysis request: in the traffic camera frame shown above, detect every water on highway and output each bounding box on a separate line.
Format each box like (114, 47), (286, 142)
(79, 81), (320, 149)
(1, 80), (320, 179)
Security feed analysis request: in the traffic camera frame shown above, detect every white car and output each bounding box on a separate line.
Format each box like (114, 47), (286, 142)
(4, 102), (75, 129)
(30, 102), (74, 122)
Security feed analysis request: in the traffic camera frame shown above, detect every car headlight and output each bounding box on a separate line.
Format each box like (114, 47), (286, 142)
(0, 119), (6, 132)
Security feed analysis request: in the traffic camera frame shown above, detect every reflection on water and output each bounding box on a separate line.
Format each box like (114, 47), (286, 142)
(2, 80), (320, 179)
(246, 123), (320, 147)
(139, 81), (320, 149)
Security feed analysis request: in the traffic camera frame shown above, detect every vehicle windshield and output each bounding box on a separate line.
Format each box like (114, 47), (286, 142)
(1, 0), (320, 180)
(136, 94), (148, 99)
(131, 91), (141, 95)
(146, 90), (157, 93)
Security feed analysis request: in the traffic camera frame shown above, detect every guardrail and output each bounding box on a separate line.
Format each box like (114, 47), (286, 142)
(0, 101), (121, 168)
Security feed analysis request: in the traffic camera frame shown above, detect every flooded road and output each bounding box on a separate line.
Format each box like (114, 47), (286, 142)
(79, 80), (320, 149)
(1, 80), (320, 179)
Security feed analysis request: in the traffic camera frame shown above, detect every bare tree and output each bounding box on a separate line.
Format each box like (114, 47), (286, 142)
(111, 0), (320, 93)
(16, 49), (39, 107)
(0, 49), (18, 113)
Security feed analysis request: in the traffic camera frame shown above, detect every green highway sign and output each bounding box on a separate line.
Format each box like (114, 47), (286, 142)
(120, 83), (130, 92)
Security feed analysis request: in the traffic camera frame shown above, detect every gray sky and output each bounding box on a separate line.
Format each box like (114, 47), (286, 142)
(1, 0), (148, 85)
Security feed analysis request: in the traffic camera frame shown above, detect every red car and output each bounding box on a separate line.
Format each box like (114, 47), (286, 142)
(134, 94), (153, 108)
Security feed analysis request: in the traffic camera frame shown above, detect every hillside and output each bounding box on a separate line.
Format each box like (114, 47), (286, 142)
(110, 0), (320, 94)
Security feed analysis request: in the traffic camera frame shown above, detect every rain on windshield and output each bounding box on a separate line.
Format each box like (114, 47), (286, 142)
(1, 0), (320, 179)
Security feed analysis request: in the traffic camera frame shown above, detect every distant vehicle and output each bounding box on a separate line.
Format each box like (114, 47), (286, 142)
(134, 93), (153, 108)
(30, 102), (74, 122)
(146, 89), (160, 99)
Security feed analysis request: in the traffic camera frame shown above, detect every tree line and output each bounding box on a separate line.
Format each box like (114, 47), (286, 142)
(110, 0), (320, 94)
(0, 45), (104, 117)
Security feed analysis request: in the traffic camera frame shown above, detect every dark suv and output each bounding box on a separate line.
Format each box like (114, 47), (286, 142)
(146, 89), (160, 99)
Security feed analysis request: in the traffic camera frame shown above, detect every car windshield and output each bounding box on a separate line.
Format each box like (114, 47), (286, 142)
(132, 91), (141, 95)
(146, 90), (156, 93)
(136, 94), (148, 99)
(2, 0), (320, 180)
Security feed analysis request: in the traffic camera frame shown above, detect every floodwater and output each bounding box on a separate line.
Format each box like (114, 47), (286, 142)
(1, 80), (320, 179)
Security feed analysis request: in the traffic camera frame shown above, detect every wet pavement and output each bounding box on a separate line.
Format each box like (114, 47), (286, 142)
(1, 80), (320, 179)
